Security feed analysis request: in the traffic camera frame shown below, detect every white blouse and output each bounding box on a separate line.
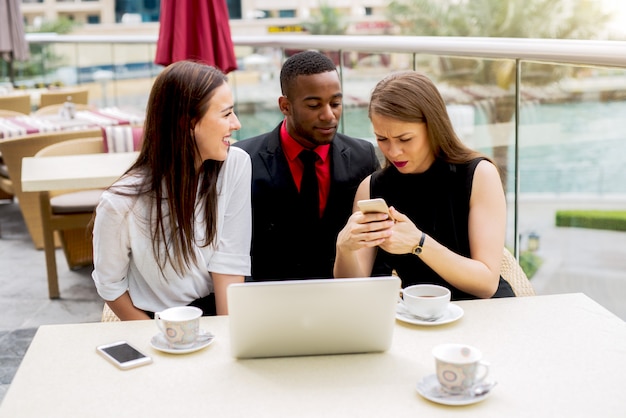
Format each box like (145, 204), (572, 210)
(92, 146), (251, 313)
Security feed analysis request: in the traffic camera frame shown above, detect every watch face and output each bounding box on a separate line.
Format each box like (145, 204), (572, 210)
(412, 246), (422, 256)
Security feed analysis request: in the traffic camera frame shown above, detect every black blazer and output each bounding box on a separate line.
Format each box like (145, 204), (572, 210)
(233, 123), (380, 281)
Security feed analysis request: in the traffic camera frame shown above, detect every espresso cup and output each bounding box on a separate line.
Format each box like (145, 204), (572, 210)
(400, 284), (450, 319)
(155, 306), (202, 349)
(432, 343), (490, 394)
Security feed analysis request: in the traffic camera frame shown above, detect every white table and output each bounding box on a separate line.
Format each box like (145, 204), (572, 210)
(1, 293), (624, 418)
(20, 151), (139, 299)
(21, 151), (139, 192)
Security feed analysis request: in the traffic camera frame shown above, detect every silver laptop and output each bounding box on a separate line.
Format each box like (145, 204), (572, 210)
(227, 276), (401, 359)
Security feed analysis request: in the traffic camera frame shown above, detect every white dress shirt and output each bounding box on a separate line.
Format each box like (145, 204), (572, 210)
(92, 147), (251, 312)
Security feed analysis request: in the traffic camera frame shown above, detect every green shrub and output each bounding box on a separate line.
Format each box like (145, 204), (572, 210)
(519, 251), (542, 279)
(555, 210), (626, 232)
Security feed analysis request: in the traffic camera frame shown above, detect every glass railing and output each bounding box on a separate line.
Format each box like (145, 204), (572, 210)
(4, 34), (626, 309)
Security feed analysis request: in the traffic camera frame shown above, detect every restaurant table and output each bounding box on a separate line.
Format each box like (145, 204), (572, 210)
(1, 293), (624, 417)
(0, 107), (144, 139)
(19, 151), (140, 299)
(21, 151), (139, 192)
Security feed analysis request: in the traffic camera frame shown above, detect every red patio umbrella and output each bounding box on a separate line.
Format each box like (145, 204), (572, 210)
(0, 0), (30, 83)
(155, 0), (237, 74)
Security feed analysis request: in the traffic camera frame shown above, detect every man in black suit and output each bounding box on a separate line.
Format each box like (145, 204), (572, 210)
(233, 51), (380, 281)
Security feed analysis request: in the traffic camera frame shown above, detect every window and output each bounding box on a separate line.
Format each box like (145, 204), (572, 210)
(227, 0), (242, 19)
(114, 0), (162, 23)
(279, 9), (296, 18)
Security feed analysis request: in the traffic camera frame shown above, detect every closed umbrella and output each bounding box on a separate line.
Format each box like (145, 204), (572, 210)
(155, 0), (237, 74)
(0, 0), (30, 83)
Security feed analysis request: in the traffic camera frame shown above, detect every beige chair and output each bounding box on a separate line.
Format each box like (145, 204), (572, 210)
(39, 88), (89, 108)
(35, 103), (94, 115)
(0, 109), (27, 117)
(501, 248), (536, 296)
(101, 304), (121, 322)
(0, 93), (31, 115)
(0, 129), (103, 250)
(35, 137), (106, 298)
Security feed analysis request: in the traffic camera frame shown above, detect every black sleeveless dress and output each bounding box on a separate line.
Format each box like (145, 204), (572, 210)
(370, 158), (515, 300)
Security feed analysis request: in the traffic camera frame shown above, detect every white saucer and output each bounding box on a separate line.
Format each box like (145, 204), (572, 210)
(396, 303), (464, 326)
(150, 329), (215, 354)
(416, 374), (496, 406)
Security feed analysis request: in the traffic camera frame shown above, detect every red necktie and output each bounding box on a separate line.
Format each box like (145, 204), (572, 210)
(299, 150), (319, 221)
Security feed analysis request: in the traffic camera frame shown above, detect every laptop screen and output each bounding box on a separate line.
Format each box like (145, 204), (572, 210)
(227, 276), (401, 359)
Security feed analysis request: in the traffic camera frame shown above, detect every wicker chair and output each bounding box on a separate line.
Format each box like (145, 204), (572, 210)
(500, 248), (536, 296)
(39, 88), (89, 108)
(101, 303), (121, 322)
(0, 93), (31, 115)
(0, 129), (102, 250)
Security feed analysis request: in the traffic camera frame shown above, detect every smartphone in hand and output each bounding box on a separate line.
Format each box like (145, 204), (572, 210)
(357, 198), (393, 220)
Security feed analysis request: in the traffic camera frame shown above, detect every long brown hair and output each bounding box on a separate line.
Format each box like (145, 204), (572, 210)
(118, 61), (228, 277)
(368, 71), (489, 165)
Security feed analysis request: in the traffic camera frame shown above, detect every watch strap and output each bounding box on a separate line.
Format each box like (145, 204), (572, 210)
(412, 232), (426, 256)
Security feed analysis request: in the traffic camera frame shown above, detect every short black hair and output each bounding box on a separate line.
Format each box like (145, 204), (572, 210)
(280, 50), (337, 96)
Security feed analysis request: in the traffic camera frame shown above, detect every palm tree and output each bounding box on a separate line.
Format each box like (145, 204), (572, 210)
(388, 0), (612, 39)
(387, 0), (613, 87)
(386, 0), (613, 188)
(302, 3), (347, 35)
(299, 4), (350, 66)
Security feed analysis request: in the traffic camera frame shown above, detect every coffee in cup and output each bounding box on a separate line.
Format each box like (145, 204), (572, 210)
(400, 284), (450, 319)
(155, 306), (202, 349)
(432, 343), (490, 394)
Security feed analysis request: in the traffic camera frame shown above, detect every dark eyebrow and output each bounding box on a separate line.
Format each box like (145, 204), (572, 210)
(302, 93), (343, 101)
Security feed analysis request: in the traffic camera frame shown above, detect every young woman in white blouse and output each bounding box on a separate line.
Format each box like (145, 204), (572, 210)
(92, 60), (251, 319)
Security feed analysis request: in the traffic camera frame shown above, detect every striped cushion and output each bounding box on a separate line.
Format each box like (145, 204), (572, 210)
(102, 126), (143, 153)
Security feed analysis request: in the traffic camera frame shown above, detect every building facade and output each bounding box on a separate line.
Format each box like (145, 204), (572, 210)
(19, 0), (389, 31)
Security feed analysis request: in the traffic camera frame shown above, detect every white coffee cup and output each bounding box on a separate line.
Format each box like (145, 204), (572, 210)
(432, 343), (490, 394)
(155, 306), (202, 349)
(400, 284), (451, 319)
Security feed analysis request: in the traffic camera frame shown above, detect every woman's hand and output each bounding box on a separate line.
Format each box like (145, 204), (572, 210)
(334, 210), (393, 278)
(378, 207), (422, 255)
(336, 211), (394, 252)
